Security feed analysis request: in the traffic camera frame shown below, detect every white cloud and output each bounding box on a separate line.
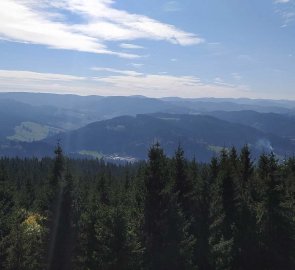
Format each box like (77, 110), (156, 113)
(281, 11), (295, 21)
(0, 69), (92, 94)
(0, 69), (252, 98)
(0, 1), (116, 55)
(0, 0), (203, 57)
(231, 73), (242, 81)
(0, 70), (86, 81)
(92, 74), (250, 98)
(62, 0), (202, 45)
(274, 0), (295, 26)
(91, 67), (143, 76)
(214, 77), (235, 88)
(120, 43), (144, 49)
(275, 0), (290, 3)
(129, 63), (144, 68)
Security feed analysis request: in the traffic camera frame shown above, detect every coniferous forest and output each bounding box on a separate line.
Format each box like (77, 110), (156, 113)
(0, 143), (295, 270)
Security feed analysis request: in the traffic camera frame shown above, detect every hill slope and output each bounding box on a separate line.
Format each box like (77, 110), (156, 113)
(208, 110), (295, 139)
(41, 113), (294, 162)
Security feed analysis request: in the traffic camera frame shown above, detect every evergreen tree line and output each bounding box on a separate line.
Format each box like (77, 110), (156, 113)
(0, 143), (294, 269)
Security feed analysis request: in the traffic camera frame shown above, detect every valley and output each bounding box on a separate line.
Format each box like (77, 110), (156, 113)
(1, 93), (294, 162)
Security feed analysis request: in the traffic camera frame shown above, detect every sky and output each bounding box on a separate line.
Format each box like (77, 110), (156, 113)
(0, 0), (294, 99)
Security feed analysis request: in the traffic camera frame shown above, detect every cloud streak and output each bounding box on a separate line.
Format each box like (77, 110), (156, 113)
(0, 1), (113, 55)
(91, 67), (143, 76)
(120, 43), (144, 49)
(0, 70), (86, 81)
(274, 0), (290, 3)
(0, 0), (203, 58)
(274, 0), (295, 26)
(0, 69), (252, 99)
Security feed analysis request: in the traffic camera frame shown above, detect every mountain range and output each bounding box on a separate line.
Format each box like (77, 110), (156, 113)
(0, 92), (294, 162)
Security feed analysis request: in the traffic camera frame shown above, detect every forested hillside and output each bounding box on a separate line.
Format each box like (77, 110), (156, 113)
(0, 93), (295, 161)
(0, 144), (294, 269)
(4, 113), (289, 162)
(208, 110), (295, 139)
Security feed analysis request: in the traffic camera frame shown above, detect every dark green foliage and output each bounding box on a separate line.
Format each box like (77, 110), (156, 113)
(51, 141), (64, 186)
(0, 145), (295, 269)
(173, 146), (194, 219)
(41, 113), (295, 162)
(234, 145), (259, 269)
(209, 150), (238, 270)
(143, 143), (195, 270)
(255, 153), (295, 269)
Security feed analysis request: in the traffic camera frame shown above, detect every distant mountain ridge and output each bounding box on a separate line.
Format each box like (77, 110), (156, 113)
(5, 113), (290, 162)
(0, 92), (295, 161)
(1, 92), (295, 112)
(207, 110), (295, 139)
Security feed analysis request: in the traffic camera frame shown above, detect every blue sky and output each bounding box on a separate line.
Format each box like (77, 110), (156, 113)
(0, 0), (294, 99)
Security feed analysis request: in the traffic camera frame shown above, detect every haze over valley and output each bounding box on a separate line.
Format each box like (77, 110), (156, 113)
(0, 92), (294, 162)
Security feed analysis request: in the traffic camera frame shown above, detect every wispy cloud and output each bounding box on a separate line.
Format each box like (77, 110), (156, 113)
(274, 0), (290, 3)
(214, 77), (235, 88)
(0, 69), (91, 94)
(120, 43), (144, 50)
(129, 63), (144, 68)
(280, 11), (295, 25)
(231, 73), (242, 81)
(91, 67), (143, 76)
(274, 0), (295, 26)
(0, 69), (251, 98)
(0, 70), (86, 81)
(0, 0), (203, 58)
(0, 1), (113, 55)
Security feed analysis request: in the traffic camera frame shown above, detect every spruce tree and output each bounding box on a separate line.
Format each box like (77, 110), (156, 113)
(209, 150), (238, 270)
(192, 160), (211, 270)
(173, 145), (194, 217)
(52, 141), (64, 186)
(256, 153), (295, 269)
(235, 145), (258, 269)
(143, 143), (195, 270)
